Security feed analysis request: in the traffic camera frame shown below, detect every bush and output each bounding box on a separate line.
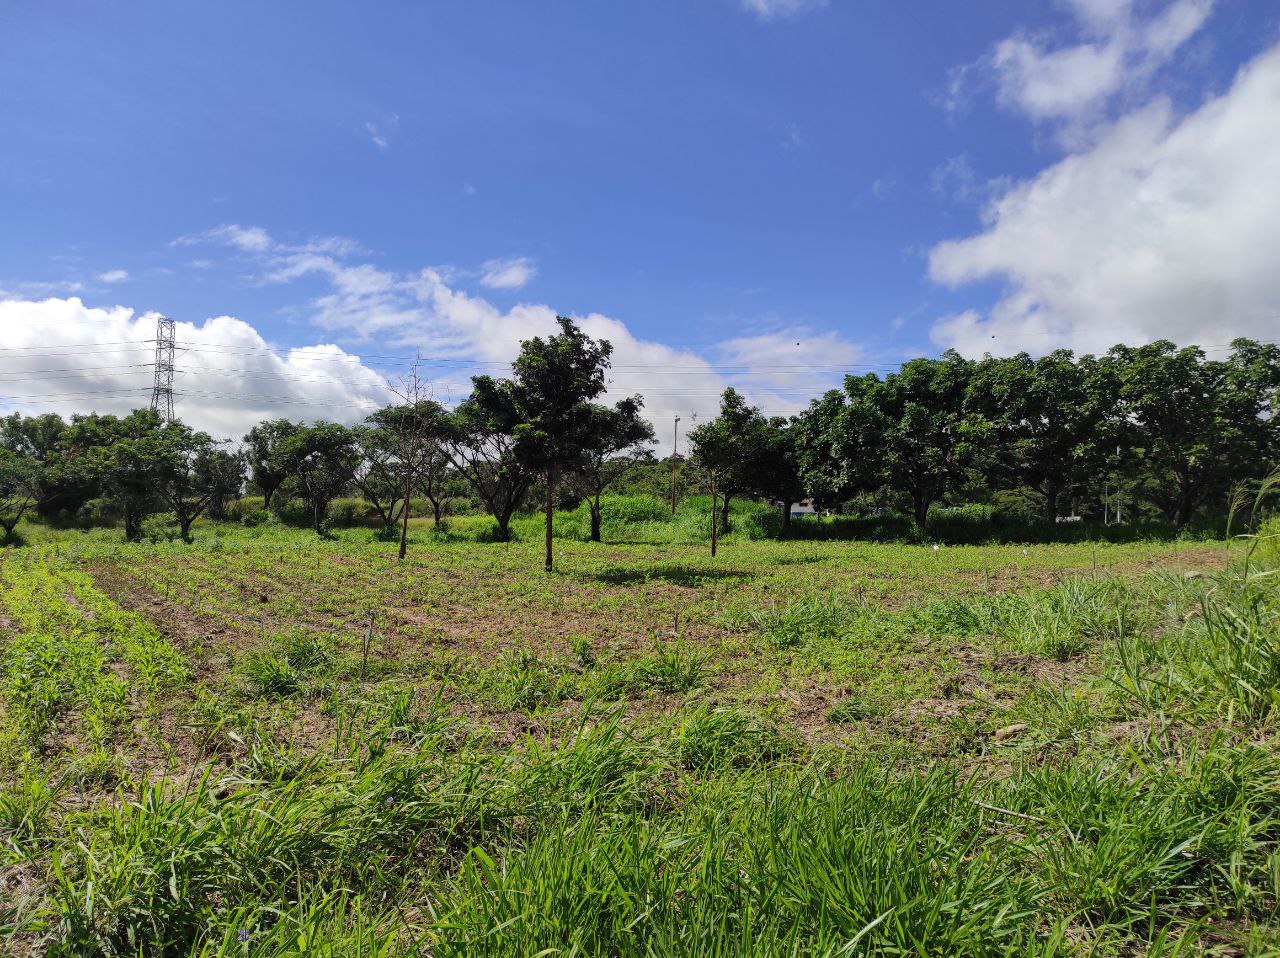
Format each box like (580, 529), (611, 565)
(140, 513), (183, 543)
(671, 706), (795, 770)
(270, 498), (313, 527)
(224, 496), (267, 521)
(326, 498), (371, 528)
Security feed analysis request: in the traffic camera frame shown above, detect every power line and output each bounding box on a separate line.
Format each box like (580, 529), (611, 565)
(0, 339), (148, 352)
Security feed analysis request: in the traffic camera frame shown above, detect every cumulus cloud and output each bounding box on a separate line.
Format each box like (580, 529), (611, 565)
(180, 224), (861, 449)
(928, 42), (1280, 357)
(478, 256), (537, 291)
(739, 0), (827, 21)
(951, 0), (1213, 137)
(0, 296), (391, 439)
(403, 271), (848, 445)
(98, 269), (129, 284)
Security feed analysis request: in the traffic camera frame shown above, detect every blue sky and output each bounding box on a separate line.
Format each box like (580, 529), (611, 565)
(2, 0), (1278, 440)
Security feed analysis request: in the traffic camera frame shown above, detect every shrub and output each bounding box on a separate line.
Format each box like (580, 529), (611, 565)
(140, 513), (184, 543)
(671, 706), (795, 770)
(224, 496), (267, 522)
(747, 595), (855, 649)
(326, 498), (371, 528)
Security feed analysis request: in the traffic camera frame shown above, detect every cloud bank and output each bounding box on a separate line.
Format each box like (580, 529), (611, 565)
(0, 297), (391, 440)
(929, 41), (1280, 357)
(3, 224), (862, 451)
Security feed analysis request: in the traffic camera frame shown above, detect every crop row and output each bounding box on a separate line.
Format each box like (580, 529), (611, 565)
(0, 549), (186, 754)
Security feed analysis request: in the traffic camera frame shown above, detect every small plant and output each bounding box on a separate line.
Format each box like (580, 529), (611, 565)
(364, 684), (452, 747)
(242, 654), (301, 698)
(672, 706), (795, 771)
(636, 641), (706, 693)
(489, 652), (568, 712)
(70, 746), (125, 788)
(0, 771), (57, 846)
(827, 694), (877, 724)
(749, 595), (855, 649)
(570, 636), (597, 668)
(277, 629), (334, 671)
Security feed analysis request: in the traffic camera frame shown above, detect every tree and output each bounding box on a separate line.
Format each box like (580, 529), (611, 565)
(275, 423), (359, 535)
(1, 412), (93, 518)
(844, 352), (989, 526)
(792, 390), (862, 511)
(967, 351), (1117, 523)
(566, 396), (655, 542)
(752, 416), (807, 533)
(366, 389), (449, 558)
(690, 389), (760, 536)
(1108, 339), (1280, 526)
(350, 423), (407, 534)
(69, 409), (167, 541)
(442, 397), (534, 546)
(462, 317), (614, 570)
(0, 448), (40, 540)
(143, 423), (245, 541)
(243, 419), (301, 509)
(687, 402), (745, 558)
(691, 390), (804, 537)
(418, 439), (460, 531)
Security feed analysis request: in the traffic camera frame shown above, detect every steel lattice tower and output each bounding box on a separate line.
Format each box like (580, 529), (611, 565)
(149, 316), (176, 421)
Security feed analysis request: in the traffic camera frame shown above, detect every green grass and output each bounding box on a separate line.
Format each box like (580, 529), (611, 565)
(2, 520), (1277, 955)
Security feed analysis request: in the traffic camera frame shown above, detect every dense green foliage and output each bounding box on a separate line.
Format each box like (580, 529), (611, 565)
(0, 333), (1276, 557)
(792, 339), (1280, 529)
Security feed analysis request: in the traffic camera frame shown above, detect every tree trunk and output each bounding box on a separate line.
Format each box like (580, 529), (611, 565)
(1175, 487), (1196, 528)
(913, 492), (930, 529)
(780, 501), (791, 534)
(544, 468), (556, 572)
(263, 483), (278, 511)
(398, 478), (412, 561)
(590, 494), (602, 543)
(710, 484), (719, 558)
(431, 499), (443, 529)
(495, 512), (511, 542)
(1042, 481), (1060, 525)
(719, 495), (731, 535)
(179, 514), (194, 543)
(313, 500), (326, 536)
(124, 506), (142, 542)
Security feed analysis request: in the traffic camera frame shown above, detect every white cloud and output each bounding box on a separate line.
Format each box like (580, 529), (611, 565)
(0, 296), (391, 439)
(174, 224), (273, 253)
(98, 269), (129, 284)
(870, 176), (896, 201)
(954, 0), (1213, 135)
(739, 0), (826, 21)
(364, 113), (399, 150)
(930, 154), (1013, 207)
(172, 223), (863, 449)
(928, 42), (1280, 356)
(992, 35), (1127, 121)
(478, 256), (537, 291)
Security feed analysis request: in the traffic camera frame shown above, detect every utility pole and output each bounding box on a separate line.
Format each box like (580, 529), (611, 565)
(149, 315), (176, 421)
(670, 416), (681, 514)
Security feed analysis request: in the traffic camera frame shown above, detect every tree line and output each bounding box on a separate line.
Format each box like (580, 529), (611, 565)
(2, 322), (1277, 565)
(0, 319), (656, 571)
(784, 340), (1280, 529)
